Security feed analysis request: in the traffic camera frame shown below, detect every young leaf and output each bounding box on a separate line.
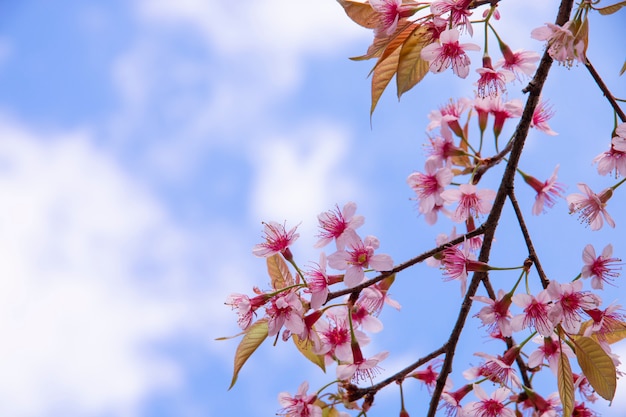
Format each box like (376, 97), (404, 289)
(557, 350), (575, 417)
(595, 320), (626, 344)
(371, 46), (401, 116)
(267, 253), (294, 290)
(336, 0), (378, 28)
(293, 334), (326, 372)
(620, 59), (626, 76)
(574, 336), (617, 401)
(229, 318), (269, 390)
(596, 0), (626, 15)
(396, 25), (430, 98)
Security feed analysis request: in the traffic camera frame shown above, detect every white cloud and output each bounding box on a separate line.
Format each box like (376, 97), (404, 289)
(0, 117), (210, 416)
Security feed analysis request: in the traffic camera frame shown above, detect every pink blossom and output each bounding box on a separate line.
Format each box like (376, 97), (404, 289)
(305, 253), (331, 310)
(314, 202), (364, 250)
(511, 290), (555, 337)
(421, 28), (480, 79)
(441, 382), (473, 417)
(350, 303), (383, 333)
(584, 304), (625, 343)
(463, 385), (516, 417)
(547, 280), (601, 334)
(581, 244), (622, 290)
(277, 381), (322, 417)
(410, 360), (442, 392)
(427, 97), (472, 135)
(475, 57), (514, 98)
(567, 183), (615, 231)
(441, 183), (496, 223)
(520, 165), (566, 215)
(266, 291), (306, 336)
(464, 349), (521, 388)
(408, 159), (454, 217)
(327, 235), (393, 288)
(225, 292), (271, 330)
(430, 0), (474, 35)
(425, 127), (464, 168)
(495, 45), (540, 80)
(315, 309), (368, 364)
(593, 123), (626, 177)
(357, 282), (401, 316)
(370, 0), (416, 36)
(531, 99), (557, 136)
(527, 335), (574, 375)
(531, 21), (584, 68)
(253, 221), (300, 259)
(472, 290), (513, 337)
(336, 349), (389, 383)
(572, 402), (599, 417)
(440, 245), (490, 296)
(493, 97), (523, 139)
(426, 226), (459, 268)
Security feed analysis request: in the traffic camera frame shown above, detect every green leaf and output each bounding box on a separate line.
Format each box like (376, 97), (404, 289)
(574, 336), (617, 401)
(596, 0), (626, 15)
(396, 26), (430, 98)
(267, 253), (294, 290)
(336, 0), (378, 28)
(228, 318), (269, 390)
(557, 349), (575, 417)
(293, 334), (326, 372)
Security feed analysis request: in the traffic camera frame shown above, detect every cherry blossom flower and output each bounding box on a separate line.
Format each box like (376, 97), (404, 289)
(531, 21), (584, 68)
(581, 244), (622, 289)
(421, 28), (480, 79)
(475, 56), (514, 98)
(593, 123), (626, 177)
(408, 159), (454, 218)
(426, 226), (459, 268)
(441, 183), (497, 223)
(427, 97), (472, 135)
(314, 202), (364, 250)
(410, 359), (442, 393)
(464, 348), (521, 388)
(441, 382), (473, 417)
(567, 183), (615, 231)
(495, 44), (540, 80)
(531, 99), (557, 136)
(253, 221), (300, 260)
(327, 235), (393, 288)
(493, 97), (523, 139)
(515, 390), (561, 417)
(527, 335), (575, 375)
(266, 291), (306, 336)
(520, 165), (566, 215)
(425, 127), (465, 168)
(463, 385), (516, 417)
(430, 0), (474, 35)
(357, 282), (401, 316)
(315, 309), (369, 365)
(225, 292), (271, 330)
(350, 303), (383, 333)
(441, 245), (490, 296)
(337, 344), (389, 383)
(572, 402), (599, 417)
(547, 280), (601, 334)
(511, 290), (555, 337)
(472, 290), (513, 337)
(370, 0), (417, 36)
(277, 381), (322, 417)
(584, 303), (625, 342)
(305, 253), (331, 310)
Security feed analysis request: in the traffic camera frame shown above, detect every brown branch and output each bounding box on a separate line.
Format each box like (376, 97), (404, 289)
(584, 57), (626, 123)
(425, 0), (575, 414)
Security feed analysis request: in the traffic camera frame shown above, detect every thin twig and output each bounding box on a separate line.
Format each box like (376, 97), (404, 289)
(584, 58), (626, 122)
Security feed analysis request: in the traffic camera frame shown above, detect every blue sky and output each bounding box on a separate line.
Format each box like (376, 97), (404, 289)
(0, 1), (624, 416)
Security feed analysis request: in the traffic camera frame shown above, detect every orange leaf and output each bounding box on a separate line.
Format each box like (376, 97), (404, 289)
(557, 349), (575, 417)
(574, 336), (617, 401)
(267, 253), (294, 290)
(371, 23), (417, 73)
(396, 25), (430, 98)
(336, 0), (378, 29)
(293, 334), (326, 372)
(619, 60), (626, 76)
(371, 46), (401, 116)
(596, 0), (626, 15)
(228, 318), (268, 390)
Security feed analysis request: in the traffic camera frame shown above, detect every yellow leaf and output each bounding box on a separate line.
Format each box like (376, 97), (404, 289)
(596, 0), (626, 15)
(557, 349), (575, 417)
(336, 0), (379, 28)
(267, 253), (294, 290)
(396, 26), (430, 98)
(370, 46), (401, 116)
(619, 60), (626, 76)
(324, 407), (341, 417)
(574, 336), (617, 401)
(229, 319), (269, 390)
(293, 334), (326, 372)
(371, 23), (417, 73)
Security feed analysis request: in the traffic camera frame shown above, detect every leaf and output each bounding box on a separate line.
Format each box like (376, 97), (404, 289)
(596, 0), (626, 15)
(371, 23), (417, 73)
(267, 253), (294, 290)
(323, 407), (341, 417)
(597, 320), (626, 344)
(293, 334), (326, 372)
(370, 46), (401, 116)
(574, 336), (617, 400)
(620, 60), (626, 76)
(336, 0), (379, 28)
(229, 318), (269, 390)
(396, 25), (430, 98)
(557, 349), (575, 417)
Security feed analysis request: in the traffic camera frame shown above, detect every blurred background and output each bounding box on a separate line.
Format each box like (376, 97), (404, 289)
(0, 1), (623, 416)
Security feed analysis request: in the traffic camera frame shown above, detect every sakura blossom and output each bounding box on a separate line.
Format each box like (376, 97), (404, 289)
(464, 349), (521, 388)
(593, 123), (626, 177)
(336, 350), (389, 383)
(426, 226), (459, 268)
(426, 97), (472, 135)
(520, 165), (566, 215)
(511, 290), (555, 337)
(425, 126), (464, 168)
(350, 303), (384, 333)
(440, 245), (490, 296)
(531, 21), (584, 68)
(475, 57), (514, 98)
(530, 98), (557, 136)
(410, 360), (442, 393)
(441, 183), (497, 223)
(472, 290), (513, 337)
(305, 252), (331, 310)
(407, 159), (454, 217)
(547, 280), (601, 334)
(495, 45), (540, 80)
(527, 335), (575, 375)
(567, 183), (615, 231)
(266, 291), (306, 337)
(370, 0), (417, 36)
(314, 202), (364, 250)
(584, 303), (625, 342)
(277, 381), (322, 417)
(357, 282), (401, 316)
(430, 0), (474, 35)
(421, 28), (480, 79)
(441, 382), (473, 417)
(225, 292), (270, 330)
(327, 235), (394, 288)
(463, 385), (516, 417)
(315, 308), (370, 365)
(253, 221), (300, 259)
(581, 244), (622, 289)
